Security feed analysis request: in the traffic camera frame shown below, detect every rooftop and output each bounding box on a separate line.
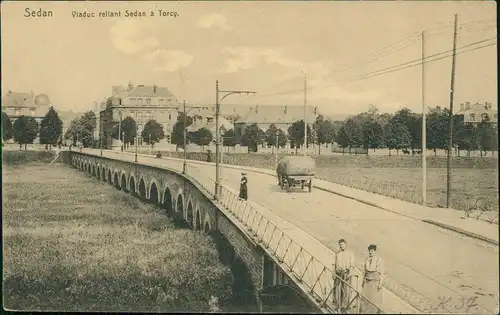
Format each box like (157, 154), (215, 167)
(2, 91), (51, 109)
(238, 105), (318, 124)
(107, 84), (177, 102)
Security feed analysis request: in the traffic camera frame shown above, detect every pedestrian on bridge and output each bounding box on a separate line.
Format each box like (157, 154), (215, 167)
(239, 172), (248, 201)
(332, 239), (355, 312)
(361, 244), (385, 314)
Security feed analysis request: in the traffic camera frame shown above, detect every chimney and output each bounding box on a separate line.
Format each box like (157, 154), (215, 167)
(153, 85), (157, 95)
(128, 82), (134, 92)
(465, 102), (471, 110)
(255, 105), (258, 114)
(284, 105), (287, 114)
(460, 103), (464, 111)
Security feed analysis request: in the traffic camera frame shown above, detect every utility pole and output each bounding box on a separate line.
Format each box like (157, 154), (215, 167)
(183, 102), (209, 174)
(214, 81), (256, 200)
(275, 134), (279, 166)
(134, 111), (138, 163)
(446, 14), (458, 208)
(303, 73), (307, 156)
(421, 30), (427, 206)
(118, 111), (122, 142)
(183, 100), (187, 174)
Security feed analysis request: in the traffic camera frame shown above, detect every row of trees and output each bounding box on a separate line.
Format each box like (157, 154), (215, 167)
(216, 105), (497, 155)
(2, 107), (63, 150)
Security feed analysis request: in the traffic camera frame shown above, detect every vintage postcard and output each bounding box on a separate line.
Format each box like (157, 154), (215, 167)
(2, 1), (498, 314)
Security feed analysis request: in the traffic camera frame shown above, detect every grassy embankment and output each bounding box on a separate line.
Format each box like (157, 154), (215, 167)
(158, 151), (498, 212)
(2, 152), (233, 312)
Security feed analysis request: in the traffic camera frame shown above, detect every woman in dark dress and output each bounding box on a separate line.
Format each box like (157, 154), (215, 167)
(239, 172), (248, 200)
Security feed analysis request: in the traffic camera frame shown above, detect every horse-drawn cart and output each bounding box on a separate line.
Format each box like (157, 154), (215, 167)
(276, 156), (316, 193)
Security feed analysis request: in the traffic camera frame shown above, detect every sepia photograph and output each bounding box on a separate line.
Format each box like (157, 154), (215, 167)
(2, 0), (498, 313)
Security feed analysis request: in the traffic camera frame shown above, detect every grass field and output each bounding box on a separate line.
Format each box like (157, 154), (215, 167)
(3, 162), (233, 312)
(158, 151), (498, 212)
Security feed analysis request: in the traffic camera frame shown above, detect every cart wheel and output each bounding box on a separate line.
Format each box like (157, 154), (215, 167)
(308, 181), (312, 193)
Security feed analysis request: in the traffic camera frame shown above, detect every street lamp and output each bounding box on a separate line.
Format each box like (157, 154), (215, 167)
(182, 100), (208, 174)
(214, 80), (256, 200)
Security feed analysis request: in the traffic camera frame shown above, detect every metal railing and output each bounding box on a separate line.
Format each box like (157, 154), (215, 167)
(72, 148), (384, 314)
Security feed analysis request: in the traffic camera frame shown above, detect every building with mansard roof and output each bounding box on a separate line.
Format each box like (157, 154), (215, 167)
(456, 101), (497, 125)
(233, 104), (318, 140)
(99, 82), (180, 147)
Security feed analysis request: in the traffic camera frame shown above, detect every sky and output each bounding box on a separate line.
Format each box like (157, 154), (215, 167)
(1, 1), (497, 117)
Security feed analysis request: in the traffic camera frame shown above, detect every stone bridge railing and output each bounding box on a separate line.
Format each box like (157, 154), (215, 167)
(73, 148), (385, 314)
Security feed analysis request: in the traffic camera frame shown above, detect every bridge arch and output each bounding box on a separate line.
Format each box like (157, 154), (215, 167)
(176, 194), (184, 214)
(113, 172), (120, 189)
(195, 208), (202, 231)
(162, 187), (174, 216)
(121, 173), (128, 192)
(148, 179), (160, 203)
(138, 177), (147, 200)
(129, 175), (137, 196)
(92, 164), (97, 177)
(186, 201), (194, 228)
(96, 165), (101, 179)
(149, 181), (159, 204)
(107, 169), (112, 184)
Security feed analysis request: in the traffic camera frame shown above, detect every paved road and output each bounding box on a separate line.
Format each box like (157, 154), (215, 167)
(181, 160), (498, 314)
(80, 150), (499, 313)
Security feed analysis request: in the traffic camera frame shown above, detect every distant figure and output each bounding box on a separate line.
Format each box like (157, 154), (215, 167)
(333, 239), (355, 312)
(239, 172), (248, 200)
(207, 150), (212, 162)
(156, 151), (162, 158)
(361, 244), (385, 314)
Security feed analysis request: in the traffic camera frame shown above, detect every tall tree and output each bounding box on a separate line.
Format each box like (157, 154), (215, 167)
(192, 127), (213, 150)
(384, 122), (411, 155)
(477, 120), (498, 156)
(340, 117), (364, 149)
(455, 122), (478, 156)
(64, 118), (82, 145)
(39, 106), (63, 149)
(361, 118), (385, 153)
(315, 115), (335, 155)
(391, 108), (422, 150)
(240, 123), (262, 152)
(2, 111), (13, 141)
(265, 124), (279, 147)
(171, 113), (193, 151)
(287, 120), (314, 154)
(120, 116), (137, 147)
(222, 129), (237, 147)
(426, 106), (449, 155)
(141, 119), (165, 148)
(276, 129), (287, 148)
(13, 115), (39, 150)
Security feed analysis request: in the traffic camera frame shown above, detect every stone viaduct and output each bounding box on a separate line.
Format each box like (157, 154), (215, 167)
(63, 151), (315, 312)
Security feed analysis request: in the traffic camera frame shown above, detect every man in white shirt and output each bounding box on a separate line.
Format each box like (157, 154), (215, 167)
(333, 239), (355, 312)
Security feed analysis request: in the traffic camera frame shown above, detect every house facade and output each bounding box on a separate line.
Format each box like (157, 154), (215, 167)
(234, 105), (318, 141)
(456, 101), (497, 125)
(99, 83), (180, 147)
(1, 90), (53, 143)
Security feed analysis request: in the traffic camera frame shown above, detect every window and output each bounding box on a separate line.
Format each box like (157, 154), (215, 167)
(146, 98), (151, 105)
(169, 114), (172, 120)
(469, 114), (476, 122)
(159, 99), (164, 105)
(138, 98), (144, 105)
(14, 108), (21, 116)
(130, 98), (136, 105)
(207, 117), (213, 123)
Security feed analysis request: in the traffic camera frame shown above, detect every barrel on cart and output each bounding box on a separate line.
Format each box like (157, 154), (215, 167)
(276, 156), (316, 193)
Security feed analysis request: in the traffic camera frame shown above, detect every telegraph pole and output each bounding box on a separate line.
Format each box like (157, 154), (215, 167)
(183, 100), (187, 174)
(214, 81), (256, 200)
(446, 14), (458, 208)
(421, 30), (427, 206)
(303, 73), (307, 156)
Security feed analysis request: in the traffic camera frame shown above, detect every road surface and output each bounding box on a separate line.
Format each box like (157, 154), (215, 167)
(180, 159), (498, 314)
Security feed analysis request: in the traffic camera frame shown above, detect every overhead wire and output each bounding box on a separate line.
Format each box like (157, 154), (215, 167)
(258, 36), (496, 97)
